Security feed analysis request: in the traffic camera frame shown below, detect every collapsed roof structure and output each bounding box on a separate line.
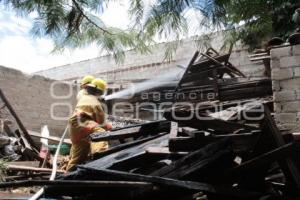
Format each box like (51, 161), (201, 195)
(0, 47), (300, 200)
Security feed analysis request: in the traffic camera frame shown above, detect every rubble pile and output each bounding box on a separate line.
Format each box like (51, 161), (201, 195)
(0, 48), (300, 200)
(0, 89), (64, 191)
(0, 135), (21, 161)
(0, 89), (41, 162)
(34, 98), (298, 200)
(127, 48), (272, 105)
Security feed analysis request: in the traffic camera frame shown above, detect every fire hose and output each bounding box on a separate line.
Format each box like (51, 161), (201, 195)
(29, 125), (68, 200)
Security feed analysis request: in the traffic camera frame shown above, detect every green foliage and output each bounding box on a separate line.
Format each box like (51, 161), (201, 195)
(128, 0), (144, 28)
(220, 0), (299, 49)
(131, 0), (300, 51)
(2, 0), (151, 62)
(2, 0), (300, 61)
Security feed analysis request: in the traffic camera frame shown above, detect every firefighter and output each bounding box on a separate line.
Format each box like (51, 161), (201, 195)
(77, 75), (95, 101)
(66, 78), (111, 171)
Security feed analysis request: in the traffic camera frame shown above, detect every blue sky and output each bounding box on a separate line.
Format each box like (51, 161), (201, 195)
(0, 1), (203, 74)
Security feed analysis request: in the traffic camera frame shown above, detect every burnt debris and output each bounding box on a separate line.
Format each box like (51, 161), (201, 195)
(1, 49), (300, 200)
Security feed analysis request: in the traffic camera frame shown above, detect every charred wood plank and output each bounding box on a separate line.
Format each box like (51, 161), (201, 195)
(212, 69), (219, 100)
(102, 148), (166, 172)
(87, 134), (169, 169)
(145, 147), (187, 156)
(200, 53), (240, 78)
(164, 109), (256, 133)
(229, 142), (300, 175)
(169, 137), (210, 152)
(176, 51), (200, 92)
(0, 180), (152, 189)
(93, 133), (168, 159)
(109, 120), (168, 131)
(91, 120), (170, 142)
(191, 54), (230, 71)
(151, 139), (230, 178)
(6, 164), (64, 173)
(73, 167), (263, 199)
(90, 127), (141, 142)
(5, 173), (51, 181)
(169, 132), (259, 153)
(165, 149), (233, 181)
(262, 105), (300, 189)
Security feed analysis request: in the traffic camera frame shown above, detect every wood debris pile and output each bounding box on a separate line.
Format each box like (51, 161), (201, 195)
(0, 89), (42, 163)
(37, 99), (300, 200)
(0, 89), (65, 194)
(1, 49), (300, 200)
(127, 48), (272, 106)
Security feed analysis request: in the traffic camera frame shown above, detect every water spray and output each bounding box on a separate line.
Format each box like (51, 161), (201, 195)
(104, 65), (186, 101)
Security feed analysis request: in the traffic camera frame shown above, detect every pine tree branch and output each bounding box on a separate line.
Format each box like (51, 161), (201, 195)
(71, 0), (112, 35)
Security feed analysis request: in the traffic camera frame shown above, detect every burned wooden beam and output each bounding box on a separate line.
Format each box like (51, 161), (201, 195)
(6, 164), (65, 174)
(0, 180), (153, 189)
(169, 136), (210, 152)
(175, 51), (200, 91)
(72, 167), (263, 199)
(145, 147), (187, 156)
(90, 127), (141, 142)
(5, 173), (51, 181)
(229, 142), (300, 175)
(91, 120), (171, 142)
(108, 120), (168, 131)
(164, 109), (256, 133)
(192, 54), (230, 71)
(93, 133), (168, 159)
(261, 105), (300, 190)
(169, 132), (260, 152)
(150, 139), (233, 179)
(87, 134), (169, 169)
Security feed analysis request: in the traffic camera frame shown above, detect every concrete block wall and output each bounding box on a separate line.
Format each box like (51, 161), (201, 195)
(271, 45), (300, 131)
(0, 66), (77, 136)
(34, 35), (266, 82)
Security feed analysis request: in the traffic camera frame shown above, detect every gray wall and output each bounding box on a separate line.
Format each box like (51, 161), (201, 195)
(0, 66), (77, 136)
(34, 35), (267, 83)
(271, 44), (300, 131)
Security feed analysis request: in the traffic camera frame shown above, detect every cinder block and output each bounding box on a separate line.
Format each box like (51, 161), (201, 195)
(273, 103), (282, 113)
(274, 113), (297, 123)
(273, 90), (296, 102)
(280, 55), (300, 68)
(293, 67), (300, 77)
(270, 46), (292, 58)
(292, 44), (300, 56)
(282, 101), (300, 112)
(297, 112), (300, 120)
(271, 59), (280, 69)
(279, 78), (300, 90)
(296, 90), (300, 100)
(272, 80), (280, 92)
(280, 123), (297, 131)
(272, 68), (293, 80)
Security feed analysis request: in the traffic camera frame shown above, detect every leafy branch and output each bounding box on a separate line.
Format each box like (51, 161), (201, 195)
(70, 0), (112, 35)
